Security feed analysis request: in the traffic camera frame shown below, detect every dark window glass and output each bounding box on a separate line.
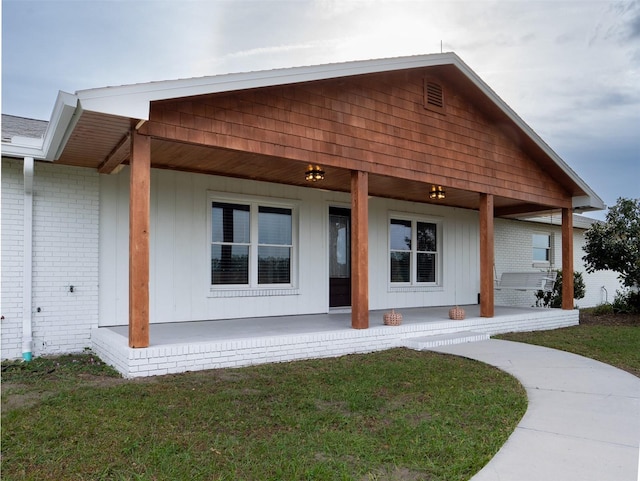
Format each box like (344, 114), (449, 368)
(417, 222), (437, 252)
(258, 207), (292, 245)
(417, 253), (436, 283)
(390, 219), (411, 250)
(258, 246), (291, 284)
(211, 202), (250, 244)
(390, 252), (411, 283)
(211, 202), (250, 285)
(211, 245), (249, 285)
(258, 206), (292, 284)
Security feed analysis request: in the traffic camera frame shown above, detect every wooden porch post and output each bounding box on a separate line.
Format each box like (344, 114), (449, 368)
(562, 208), (574, 310)
(479, 193), (495, 317)
(129, 129), (151, 348)
(351, 170), (369, 329)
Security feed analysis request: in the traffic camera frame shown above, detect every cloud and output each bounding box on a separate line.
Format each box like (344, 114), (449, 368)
(615, 0), (640, 39)
(2, 0), (638, 215)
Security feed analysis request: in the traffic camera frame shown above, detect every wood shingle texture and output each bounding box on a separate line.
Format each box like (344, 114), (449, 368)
(147, 67), (572, 210)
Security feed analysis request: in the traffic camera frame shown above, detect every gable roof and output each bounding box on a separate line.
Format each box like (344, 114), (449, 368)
(1, 52), (604, 212)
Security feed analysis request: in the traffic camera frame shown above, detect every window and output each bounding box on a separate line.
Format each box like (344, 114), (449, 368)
(258, 206), (292, 284)
(390, 216), (440, 285)
(211, 202), (250, 285)
(210, 197), (294, 288)
(532, 233), (551, 263)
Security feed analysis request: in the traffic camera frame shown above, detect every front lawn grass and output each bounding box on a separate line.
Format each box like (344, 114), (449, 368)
(496, 311), (640, 377)
(2, 348), (526, 481)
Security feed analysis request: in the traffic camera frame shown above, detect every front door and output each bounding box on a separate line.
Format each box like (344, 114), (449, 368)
(329, 207), (351, 307)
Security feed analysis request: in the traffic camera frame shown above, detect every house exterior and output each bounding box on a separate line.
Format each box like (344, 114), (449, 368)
(2, 53), (607, 366)
(494, 214), (622, 308)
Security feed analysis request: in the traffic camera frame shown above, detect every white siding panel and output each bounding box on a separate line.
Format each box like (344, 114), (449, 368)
(99, 170), (130, 326)
(151, 170), (175, 322)
(99, 168), (483, 325)
(368, 198), (479, 311)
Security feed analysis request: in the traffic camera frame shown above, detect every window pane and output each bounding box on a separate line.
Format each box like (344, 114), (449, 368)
(533, 248), (549, 262)
(211, 245), (249, 284)
(532, 234), (550, 262)
(212, 202), (250, 243)
(390, 252), (410, 282)
(417, 253), (436, 282)
(258, 246), (291, 284)
(258, 206), (292, 245)
(417, 222), (437, 252)
(330, 215), (350, 278)
(390, 219), (411, 250)
(532, 234), (550, 249)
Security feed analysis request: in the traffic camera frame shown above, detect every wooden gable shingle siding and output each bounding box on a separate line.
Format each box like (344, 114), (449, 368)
(147, 68), (571, 209)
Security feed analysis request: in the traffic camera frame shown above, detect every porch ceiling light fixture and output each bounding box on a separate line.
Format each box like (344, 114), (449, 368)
(305, 164), (325, 182)
(429, 185), (446, 200)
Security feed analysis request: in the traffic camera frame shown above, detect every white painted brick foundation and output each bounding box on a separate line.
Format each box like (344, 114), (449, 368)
(1, 158), (99, 359)
(92, 309), (578, 378)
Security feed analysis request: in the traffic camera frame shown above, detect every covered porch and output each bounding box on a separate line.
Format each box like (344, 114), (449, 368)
(92, 305), (578, 378)
(37, 53), (604, 374)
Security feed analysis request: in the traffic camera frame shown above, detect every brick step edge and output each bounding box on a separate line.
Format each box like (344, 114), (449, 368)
(402, 331), (490, 350)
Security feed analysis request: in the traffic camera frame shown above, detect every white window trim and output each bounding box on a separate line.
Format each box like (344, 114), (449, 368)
(207, 191), (299, 298)
(388, 211), (443, 290)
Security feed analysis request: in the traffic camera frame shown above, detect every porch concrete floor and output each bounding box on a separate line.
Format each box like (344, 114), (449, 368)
(104, 305), (536, 345)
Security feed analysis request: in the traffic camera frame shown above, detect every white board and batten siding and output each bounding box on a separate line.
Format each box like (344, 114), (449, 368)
(99, 167), (480, 326)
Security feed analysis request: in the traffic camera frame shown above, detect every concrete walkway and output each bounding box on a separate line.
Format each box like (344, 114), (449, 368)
(429, 340), (640, 481)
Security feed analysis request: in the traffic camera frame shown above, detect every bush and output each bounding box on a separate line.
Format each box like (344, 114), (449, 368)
(591, 303), (614, 316)
(534, 270), (585, 308)
(612, 289), (640, 314)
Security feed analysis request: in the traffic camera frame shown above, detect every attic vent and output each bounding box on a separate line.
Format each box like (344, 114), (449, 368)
(424, 80), (445, 113)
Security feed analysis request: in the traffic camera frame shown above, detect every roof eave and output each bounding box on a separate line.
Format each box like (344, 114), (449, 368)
(446, 58), (606, 212)
(573, 195), (606, 213)
(1, 91), (79, 161)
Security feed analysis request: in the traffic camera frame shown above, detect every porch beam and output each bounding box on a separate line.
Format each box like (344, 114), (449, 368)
(479, 193), (495, 317)
(561, 208), (574, 310)
(129, 129), (151, 348)
(351, 170), (369, 329)
(98, 132), (131, 174)
(494, 203), (550, 218)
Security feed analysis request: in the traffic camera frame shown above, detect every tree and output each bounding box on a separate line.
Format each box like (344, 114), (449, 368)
(535, 270), (585, 308)
(583, 197), (640, 288)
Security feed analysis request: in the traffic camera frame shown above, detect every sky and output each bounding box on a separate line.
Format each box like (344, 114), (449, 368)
(2, 0), (639, 219)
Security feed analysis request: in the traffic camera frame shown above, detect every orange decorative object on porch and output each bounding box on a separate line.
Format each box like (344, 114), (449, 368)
(449, 306), (466, 320)
(383, 309), (403, 326)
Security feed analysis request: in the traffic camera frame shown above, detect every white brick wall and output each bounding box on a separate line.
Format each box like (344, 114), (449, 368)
(1, 159), (24, 359)
(494, 218), (622, 308)
(1, 158), (100, 359)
